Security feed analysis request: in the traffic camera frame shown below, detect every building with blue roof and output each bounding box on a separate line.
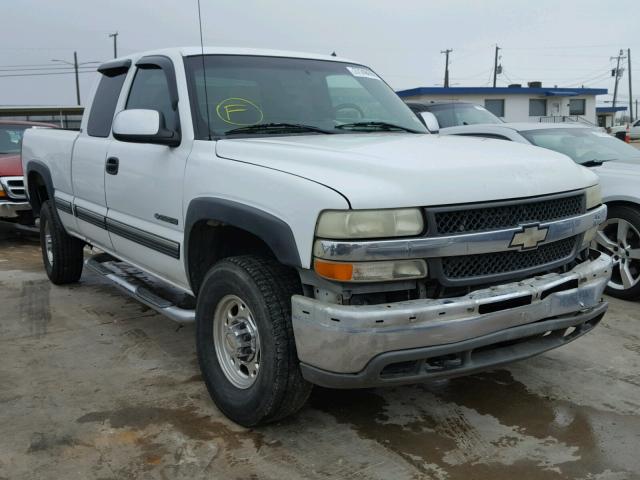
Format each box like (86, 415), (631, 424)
(396, 86), (609, 127)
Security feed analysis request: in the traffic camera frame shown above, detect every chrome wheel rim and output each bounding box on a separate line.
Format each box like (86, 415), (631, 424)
(213, 294), (260, 389)
(593, 218), (640, 291)
(44, 219), (54, 266)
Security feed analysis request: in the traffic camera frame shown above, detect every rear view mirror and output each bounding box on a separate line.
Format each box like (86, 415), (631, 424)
(112, 109), (180, 147)
(419, 112), (440, 133)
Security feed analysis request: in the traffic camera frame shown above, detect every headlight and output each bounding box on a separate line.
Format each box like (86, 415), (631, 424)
(316, 208), (424, 239)
(586, 184), (602, 209)
(0, 183), (5, 198)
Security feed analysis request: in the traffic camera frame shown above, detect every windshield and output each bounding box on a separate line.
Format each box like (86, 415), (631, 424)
(520, 127), (640, 165)
(0, 125), (28, 154)
(184, 55), (426, 138)
(427, 104), (502, 128)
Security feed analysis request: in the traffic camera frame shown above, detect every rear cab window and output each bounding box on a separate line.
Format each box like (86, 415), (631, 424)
(86, 61), (130, 137)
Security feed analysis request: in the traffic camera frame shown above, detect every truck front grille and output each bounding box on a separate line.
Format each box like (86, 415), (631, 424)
(441, 237), (578, 281)
(0, 176), (26, 200)
(432, 194), (585, 235)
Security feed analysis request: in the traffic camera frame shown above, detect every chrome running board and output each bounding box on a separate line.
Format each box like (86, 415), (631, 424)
(85, 253), (195, 323)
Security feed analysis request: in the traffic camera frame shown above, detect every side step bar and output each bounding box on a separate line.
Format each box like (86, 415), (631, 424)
(85, 254), (195, 323)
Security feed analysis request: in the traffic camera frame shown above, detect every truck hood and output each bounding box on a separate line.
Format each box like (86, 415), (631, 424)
(0, 153), (23, 177)
(216, 134), (599, 208)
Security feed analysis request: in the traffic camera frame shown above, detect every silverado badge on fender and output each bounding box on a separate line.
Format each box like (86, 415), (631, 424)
(509, 224), (549, 251)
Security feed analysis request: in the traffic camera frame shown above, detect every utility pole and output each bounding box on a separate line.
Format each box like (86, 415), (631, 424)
(628, 48), (633, 122)
(73, 51), (80, 105)
(611, 49), (625, 112)
(493, 45), (500, 88)
(51, 53), (102, 106)
(441, 49), (452, 88)
(109, 32), (118, 58)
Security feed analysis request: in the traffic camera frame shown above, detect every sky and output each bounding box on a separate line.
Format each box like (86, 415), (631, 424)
(1, 0), (638, 110)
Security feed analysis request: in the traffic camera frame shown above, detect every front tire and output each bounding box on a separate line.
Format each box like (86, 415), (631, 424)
(196, 255), (312, 426)
(593, 205), (640, 300)
(39, 200), (85, 285)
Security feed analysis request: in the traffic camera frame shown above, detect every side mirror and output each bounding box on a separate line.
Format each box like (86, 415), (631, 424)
(419, 111), (440, 133)
(112, 109), (180, 147)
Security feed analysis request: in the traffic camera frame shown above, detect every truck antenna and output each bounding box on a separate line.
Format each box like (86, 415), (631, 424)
(197, 0), (212, 140)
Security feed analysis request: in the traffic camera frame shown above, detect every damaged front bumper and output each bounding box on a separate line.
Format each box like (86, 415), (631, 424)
(292, 253), (612, 388)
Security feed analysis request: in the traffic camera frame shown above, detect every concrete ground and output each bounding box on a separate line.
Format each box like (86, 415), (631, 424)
(1, 227), (639, 480)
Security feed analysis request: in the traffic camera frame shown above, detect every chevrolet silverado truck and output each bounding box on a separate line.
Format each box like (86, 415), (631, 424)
(22, 47), (612, 426)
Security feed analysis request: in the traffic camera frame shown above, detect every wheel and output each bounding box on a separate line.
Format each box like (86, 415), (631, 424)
(592, 205), (640, 299)
(196, 255), (312, 426)
(39, 200), (84, 285)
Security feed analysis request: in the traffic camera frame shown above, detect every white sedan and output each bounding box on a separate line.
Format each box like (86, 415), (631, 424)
(441, 122), (640, 300)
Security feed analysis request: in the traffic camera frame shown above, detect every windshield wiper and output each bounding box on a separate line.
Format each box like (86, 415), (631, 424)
(335, 121), (421, 133)
(225, 123), (334, 135)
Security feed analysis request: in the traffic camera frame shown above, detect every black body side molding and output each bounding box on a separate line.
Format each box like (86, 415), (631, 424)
(184, 197), (302, 271)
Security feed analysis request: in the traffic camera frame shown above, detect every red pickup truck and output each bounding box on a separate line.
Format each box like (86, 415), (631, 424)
(0, 120), (56, 228)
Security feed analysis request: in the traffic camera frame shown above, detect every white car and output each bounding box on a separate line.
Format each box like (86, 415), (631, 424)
(22, 48), (610, 426)
(610, 119), (640, 140)
(442, 122), (640, 299)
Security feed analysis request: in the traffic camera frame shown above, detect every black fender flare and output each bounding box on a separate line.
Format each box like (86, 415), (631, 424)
(184, 197), (302, 280)
(24, 160), (54, 215)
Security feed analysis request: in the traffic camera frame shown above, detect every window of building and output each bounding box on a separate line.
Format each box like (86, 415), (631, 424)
(569, 99), (586, 116)
(529, 99), (547, 117)
(484, 99), (505, 118)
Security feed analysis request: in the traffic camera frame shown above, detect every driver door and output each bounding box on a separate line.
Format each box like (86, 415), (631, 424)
(104, 56), (191, 290)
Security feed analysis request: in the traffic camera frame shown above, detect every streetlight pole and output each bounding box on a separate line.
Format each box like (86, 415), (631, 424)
(109, 32), (118, 59)
(51, 54), (102, 106)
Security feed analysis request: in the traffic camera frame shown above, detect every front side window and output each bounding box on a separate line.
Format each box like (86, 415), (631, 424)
(521, 127), (640, 164)
(529, 99), (547, 117)
(0, 125), (28, 154)
(126, 67), (178, 131)
(87, 70), (128, 137)
(184, 55), (426, 138)
(569, 99), (586, 116)
(484, 99), (505, 118)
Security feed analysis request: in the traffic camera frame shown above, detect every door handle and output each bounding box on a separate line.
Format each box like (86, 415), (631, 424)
(105, 156), (119, 175)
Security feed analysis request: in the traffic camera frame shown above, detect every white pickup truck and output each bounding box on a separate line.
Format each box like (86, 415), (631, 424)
(22, 47), (611, 426)
(610, 119), (640, 140)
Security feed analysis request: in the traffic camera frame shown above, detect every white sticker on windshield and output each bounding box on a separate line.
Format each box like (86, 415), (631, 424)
(473, 105), (486, 111)
(591, 131), (611, 138)
(346, 66), (380, 80)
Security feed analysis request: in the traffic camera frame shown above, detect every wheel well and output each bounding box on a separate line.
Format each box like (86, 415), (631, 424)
(605, 200), (640, 211)
(27, 171), (50, 216)
(187, 221), (276, 295)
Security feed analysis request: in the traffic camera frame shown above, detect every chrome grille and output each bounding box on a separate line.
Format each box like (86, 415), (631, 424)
(1, 176), (26, 200)
(432, 194), (585, 235)
(441, 237), (577, 280)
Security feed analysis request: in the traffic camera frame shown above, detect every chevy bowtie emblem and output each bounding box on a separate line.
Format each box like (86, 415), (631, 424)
(509, 224), (549, 250)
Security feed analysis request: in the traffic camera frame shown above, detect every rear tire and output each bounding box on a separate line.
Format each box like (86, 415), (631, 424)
(39, 200), (84, 285)
(196, 255), (311, 427)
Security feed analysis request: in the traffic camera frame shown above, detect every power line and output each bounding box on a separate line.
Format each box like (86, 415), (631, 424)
(0, 65), (98, 72)
(0, 70), (96, 78)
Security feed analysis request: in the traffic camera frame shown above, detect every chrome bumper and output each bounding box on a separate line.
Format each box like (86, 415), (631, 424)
(292, 253), (612, 380)
(0, 201), (31, 219)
